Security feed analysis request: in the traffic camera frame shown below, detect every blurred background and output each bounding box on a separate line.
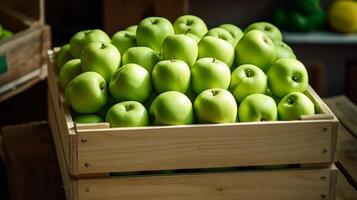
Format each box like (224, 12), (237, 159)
(0, 0), (357, 199)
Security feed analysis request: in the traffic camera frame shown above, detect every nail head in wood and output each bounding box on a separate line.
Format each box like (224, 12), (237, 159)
(322, 148), (328, 154)
(84, 162), (91, 168)
(321, 194), (326, 199)
(320, 176), (326, 180)
(85, 187), (91, 192)
(81, 138), (88, 144)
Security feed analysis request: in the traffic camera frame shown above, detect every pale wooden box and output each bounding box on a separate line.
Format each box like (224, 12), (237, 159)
(0, 0), (51, 102)
(47, 49), (338, 200)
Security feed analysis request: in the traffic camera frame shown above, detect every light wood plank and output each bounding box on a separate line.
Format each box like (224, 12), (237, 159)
(76, 123), (110, 130)
(77, 121), (334, 174)
(47, 49), (78, 176)
(337, 170), (357, 200)
(336, 124), (357, 187)
(325, 96), (357, 187)
(48, 94), (77, 200)
(78, 167), (335, 200)
(325, 96), (357, 137)
(0, 26), (43, 85)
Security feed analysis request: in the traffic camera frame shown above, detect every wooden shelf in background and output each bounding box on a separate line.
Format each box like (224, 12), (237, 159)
(283, 31), (357, 44)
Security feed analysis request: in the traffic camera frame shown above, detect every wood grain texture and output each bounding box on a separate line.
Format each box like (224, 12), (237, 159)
(325, 96), (357, 138)
(325, 96), (357, 188)
(78, 167), (335, 200)
(1, 121), (65, 200)
(336, 124), (357, 188)
(76, 120), (334, 174)
(0, 26), (51, 85)
(337, 170), (357, 200)
(49, 95), (77, 200)
(48, 50), (77, 177)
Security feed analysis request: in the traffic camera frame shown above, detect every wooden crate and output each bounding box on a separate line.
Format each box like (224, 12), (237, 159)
(47, 49), (338, 199)
(0, 0), (51, 103)
(324, 96), (357, 200)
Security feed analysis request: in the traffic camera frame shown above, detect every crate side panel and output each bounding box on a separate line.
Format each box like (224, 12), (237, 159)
(0, 27), (42, 85)
(77, 121), (333, 174)
(78, 168), (334, 200)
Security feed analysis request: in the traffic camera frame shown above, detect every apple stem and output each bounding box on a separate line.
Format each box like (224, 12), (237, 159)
(185, 28), (191, 35)
(171, 57), (174, 62)
(125, 104), (134, 112)
(124, 32), (128, 37)
(287, 98), (294, 104)
(211, 90), (218, 96)
(212, 58), (216, 63)
(292, 76), (299, 81)
(246, 69), (252, 77)
(101, 43), (106, 49)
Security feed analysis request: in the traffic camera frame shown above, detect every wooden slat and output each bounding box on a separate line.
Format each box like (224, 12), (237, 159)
(325, 96), (357, 187)
(78, 167), (335, 200)
(325, 96), (357, 138)
(48, 94), (77, 200)
(47, 49), (78, 177)
(0, 26), (43, 85)
(76, 120), (335, 174)
(337, 170), (357, 200)
(336, 124), (357, 188)
(76, 123), (110, 130)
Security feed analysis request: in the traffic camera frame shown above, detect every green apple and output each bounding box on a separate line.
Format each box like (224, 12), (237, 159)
(230, 64), (267, 102)
(186, 33), (201, 43)
(143, 91), (158, 110)
(111, 30), (136, 55)
(59, 59), (82, 89)
(74, 114), (104, 123)
(185, 85), (197, 103)
(198, 36), (235, 67)
(274, 41), (297, 60)
(106, 101), (149, 127)
(191, 58), (231, 94)
(1, 29), (12, 40)
(56, 44), (73, 72)
(109, 63), (152, 102)
(96, 95), (117, 119)
(126, 25), (137, 33)
(65, 72), (108, 113)
(238, 94), (277, 122)
(194, 88), (237, 123)
(161, 34), (198, 67)
(122, 46), (159, 73)
(235, 30), (276, 72)
(244, 22), (282, 41)
(136, 17), (174, 53)
(152, 59), (190, 93)
(69, 29), (110, 58)
(265, 88), (281, 105)
(206, 27), (235, 46)
(267, 58), (309, 98)
(278, 92), (315, 120)
(173, 15), (208, 39)
(150, 91), (193, 125)
(81, 42), (120, 82)
(219, 23), (243, 45)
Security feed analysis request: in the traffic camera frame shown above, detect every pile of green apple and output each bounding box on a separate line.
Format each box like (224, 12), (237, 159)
(56, 15), (316, 127)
